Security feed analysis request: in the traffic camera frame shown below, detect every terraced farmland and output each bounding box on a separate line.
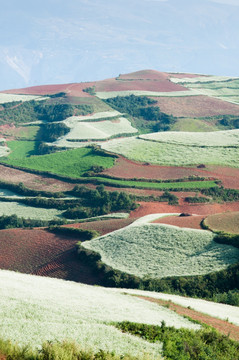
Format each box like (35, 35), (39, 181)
(204, 212), (239, 234)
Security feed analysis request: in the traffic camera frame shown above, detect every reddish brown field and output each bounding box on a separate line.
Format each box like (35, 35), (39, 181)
(0, 228), (103, 284)
(168, 73), (208, 79)
(0, 164), (75, 192)
(94, 77), (188, 93)
(204, 211), (239, 234)
(0, 228), (78, 273)
(1, 82), (97, 98)
(138, 296), (239, 342)
(154, 95), (239, 117)
(152, 214), (205, 229)
(65, 218), (134, 235)
(130, 201), (239, 218)
(103, 157), (239, 189)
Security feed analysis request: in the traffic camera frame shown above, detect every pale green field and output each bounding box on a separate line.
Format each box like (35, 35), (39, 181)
(60, 117), (138, 142)
(0, 270), (201, 357)
(0, 201), (63, 220)
(101, 136), (239, 167)
(139, 129), (239, 147)
(96, 90), (201, 99)
(170, 75), (237, 84)
(82, 223), (239, 278)
(0, 93), (48, 104)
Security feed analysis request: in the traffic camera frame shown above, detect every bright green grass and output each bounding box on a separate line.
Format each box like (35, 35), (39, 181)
(2, 145), (115, 178)
(5, 140), (38, 159)
(94, 177), (218, 190)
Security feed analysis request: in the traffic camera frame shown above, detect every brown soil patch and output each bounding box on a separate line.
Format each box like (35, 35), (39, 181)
(0, 354), (6, 360)
(103, 157), (239, 189)
(0, 228), (101, 284)
(0, 164), (75, 192)
(152, 214), (205, 229)
(130, 201), (239, 218)
(64, 218), (134, 236)
(137, 296), (239, 342)
(169, 73), (208, 79)
(204, 211), (239, 234)
(154, 95), (239, 117)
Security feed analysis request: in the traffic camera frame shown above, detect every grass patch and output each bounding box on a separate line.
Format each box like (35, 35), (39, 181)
(203, 212), (239, 234)
(171, 117), (218, 132)
(1, 146), (115, 178)
(93, 177), (218, 190)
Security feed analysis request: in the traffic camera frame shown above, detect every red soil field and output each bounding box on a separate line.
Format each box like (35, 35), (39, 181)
(152, 214), (205, 229)
(139, 296), (239, 342)
(0, 228), (79, 274)
(64, 218), (134, 235)
(94, 77), (188, 93)
(130, 201), (239, 218)
(103, 157), (239, 189)
(0, 164), (75, 192)
(154, 95), (239, 117)
(1, 82), (97, 98)
(34, 250), (101, 284)
(168, 73), (208, 79)
(1, 70), (189, 96)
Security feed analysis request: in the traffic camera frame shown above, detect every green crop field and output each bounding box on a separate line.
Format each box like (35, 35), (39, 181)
(94, 177), (217, 190)
(1, 145), (115, 178)
(82, 223), (239, 278)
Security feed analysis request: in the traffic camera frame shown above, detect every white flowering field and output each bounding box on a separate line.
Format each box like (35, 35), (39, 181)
(96, 90), (200, 99)
(59, 117), (138, 142)
(0, 201), (63, 220)
(139, 129), (239, 147)
(0, 270), (201, 357)
(82, 222), (239, 278)
(113, 288), (239, 326)
(170, 75), (237, 84)
(62, 111), (123, 125)
(101, 136), (239, 167)
(0, 93), (48, 104)
(0, 144), (10, 157)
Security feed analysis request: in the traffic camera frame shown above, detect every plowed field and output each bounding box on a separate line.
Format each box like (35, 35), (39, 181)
(154, 95), (239, 117)
(130, 201), (239, 217)
(0, 228), (78, 274)
(103, 157), (239, 189)
(152, 214), (204, 229)
(64, 218), (134, 235)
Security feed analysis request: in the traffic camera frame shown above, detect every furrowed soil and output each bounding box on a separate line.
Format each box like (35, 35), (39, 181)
(0, 164), (75, 192)
(154, 95), (239, 117)
(204, 212), (239, 234)
(64, 218), (135, 235)
(152, 214), (205, 229)
(138, 296), (239, 342)
(0, 228), (102, 284)
(130, 201), (239, 217)
(102, 157), (239, 189)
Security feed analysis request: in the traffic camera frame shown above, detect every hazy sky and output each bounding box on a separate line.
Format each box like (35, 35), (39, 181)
(0, 0), (239, 90)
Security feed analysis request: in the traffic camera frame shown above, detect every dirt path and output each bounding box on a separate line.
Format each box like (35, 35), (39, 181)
(138, 296), (239, 342)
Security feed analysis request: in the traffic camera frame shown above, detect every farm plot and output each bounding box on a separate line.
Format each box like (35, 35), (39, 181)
(113, 289), (239, 327)
(204, 212), (239, 234)
(139, 129), (239, 147)
(0, 93), (48, 104)
(0, 201), (63, 220)
(170, 75), (237, 84)
(82, 222), (239, 278)
(60, 117), (138, 141)
(1, 146), (115, 178)
(0, 270), (200, 358)
(101, 137), (239, 167)
(154, 95), (239, 117)
(62, 111), (122, 125)
(96, 90), (199, 99)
